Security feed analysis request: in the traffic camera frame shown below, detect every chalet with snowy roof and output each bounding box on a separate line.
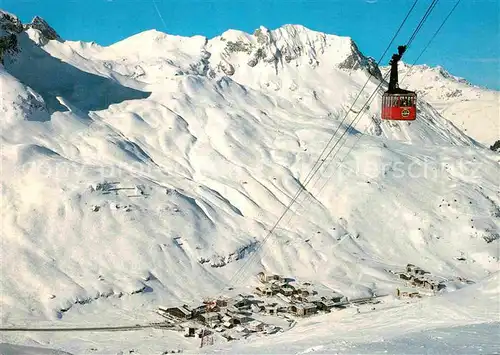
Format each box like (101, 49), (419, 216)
(310, 298), (339, 311)
(229, 296), (254, 309)
(406, 264), (429, 276)
(221, 314), (251, 328)
(406, 264), (417, 273)
(247, 320), (265, 332)
(329, 293), (344, 303)
(276, 293), (293, 304)
(257, 272), (284, 283)
(278, 284), (295, 296)
(159, 305), (193, 320)
(411, 277), (425, 287)
(198, 312), (221, 325)
(255, 283), (280, 297)
(289, 302), (318, 316)
(399, 273), (413, 281)
(250, 303), (263, 313)
(263, 303), (279, 315)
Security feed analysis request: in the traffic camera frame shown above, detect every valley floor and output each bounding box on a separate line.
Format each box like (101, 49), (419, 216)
(1, 272), (498, 355)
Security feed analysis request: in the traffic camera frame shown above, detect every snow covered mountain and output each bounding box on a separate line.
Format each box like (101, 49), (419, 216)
(1, 11), (499, 354)
(381, 62), (500, 147)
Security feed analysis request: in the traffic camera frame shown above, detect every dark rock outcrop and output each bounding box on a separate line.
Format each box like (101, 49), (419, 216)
(0, 11), (23, 63)
(489, 140), (500, 152)
(338, 40), (383, 80)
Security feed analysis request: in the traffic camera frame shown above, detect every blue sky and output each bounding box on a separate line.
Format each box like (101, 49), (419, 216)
(2, 0), (499, 89)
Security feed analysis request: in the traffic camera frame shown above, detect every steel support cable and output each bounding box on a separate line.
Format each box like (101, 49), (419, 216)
(297, 0), (444, 205)
(223, 1), (422, 289)
(225, 0), (445, 290)
(407, 0), (440, 48)
(308, 0), (463, 221)
(401, 0), (462, 84)
(228, 0), (446, 288)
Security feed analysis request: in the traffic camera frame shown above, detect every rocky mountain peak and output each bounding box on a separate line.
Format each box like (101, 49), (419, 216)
(0, 11), (23, 35)
(0, 11), (23, 63)
(338, 39), (383, 80)
(0, 12), (62, 63)
(25, 16), (62, 44)
(211, 24), (382, 79)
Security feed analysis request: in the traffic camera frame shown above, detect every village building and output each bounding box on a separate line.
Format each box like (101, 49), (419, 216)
(229, 296), (256, 310)
(255, 283), (280, 297)
(406, 263), (429, 276)
(257, 272), (283, 283)
(160, 305), (193, 320)
(276, 293), (292, 304)
(415, 269), (427, 275)
(434, 283), (446, 291)
(250, 303), (263, 313)
(279, 284), (295, 296)
(263, 303), (279, 315)
(406, 264), (417, 273)
(312, 299), (337, 311)
(427, 281), (446, 291)
(247, 320), (265, 332)
(330, 293), (344, 303)
(399, 273), (413, 281)
(423, 280), (433, 290)
(184, 327), (197, 337)
(411, 277), (424, 287)
(198, 312), (221, 325)
(289, 302), (318, 316)
(191, 304), (207, 315)
(297, 288), (311, 297)
(230, 313), (253, 324)
(221, 315), (245, 328)
(216, 298), (228, 307)
(311, 301), (329, 311)
(234, 325), (252, 335)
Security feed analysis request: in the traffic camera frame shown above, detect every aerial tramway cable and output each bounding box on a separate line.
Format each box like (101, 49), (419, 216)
(297, 0), (464, 234)
(225, 0), (458, 290)
(400, 0), (462, 84)
(226, 0), (448, 290)
(224, 0), (430, 289)
(406, 0), (440, 48)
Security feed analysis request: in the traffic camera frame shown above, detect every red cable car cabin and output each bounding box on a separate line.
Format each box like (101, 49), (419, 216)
(381, 91), (417, 121)
(381, 45), (417, 121)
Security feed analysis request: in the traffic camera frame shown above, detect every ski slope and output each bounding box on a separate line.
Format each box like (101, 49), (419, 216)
(1, 12), (499, 354)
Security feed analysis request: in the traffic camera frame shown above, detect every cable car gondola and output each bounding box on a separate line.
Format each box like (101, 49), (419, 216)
(381, 45), (417, 121)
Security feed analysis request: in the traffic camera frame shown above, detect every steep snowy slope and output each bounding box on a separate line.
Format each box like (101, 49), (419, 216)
(1, 12), (499, 354)
(382, 62), (500, 147)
